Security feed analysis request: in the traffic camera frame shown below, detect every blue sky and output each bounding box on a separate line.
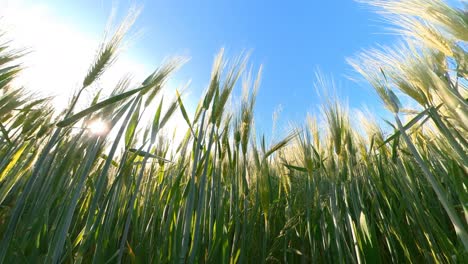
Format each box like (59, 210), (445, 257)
(3, 0), (401, 137)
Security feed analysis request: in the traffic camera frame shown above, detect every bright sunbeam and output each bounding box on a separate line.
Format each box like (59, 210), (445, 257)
(87, 119), (109, 135)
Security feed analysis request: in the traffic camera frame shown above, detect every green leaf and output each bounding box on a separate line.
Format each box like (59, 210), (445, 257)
(128, 148), (173, 163)
(379, 106), (433, 148)
(124, 97), (142, 147)
(282, 163), (308, 173)
(151, 96), (164, 143)
(56, 84), (151, 127)
(176, 90), (196, 138)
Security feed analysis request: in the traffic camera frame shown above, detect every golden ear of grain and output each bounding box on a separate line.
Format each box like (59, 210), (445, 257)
(2, 0), (468, 262)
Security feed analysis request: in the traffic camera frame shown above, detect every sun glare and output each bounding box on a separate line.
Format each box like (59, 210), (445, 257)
(87, 119), (109, 135)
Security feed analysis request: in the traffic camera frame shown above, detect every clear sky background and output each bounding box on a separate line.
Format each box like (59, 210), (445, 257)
(1, 0), (407, 139)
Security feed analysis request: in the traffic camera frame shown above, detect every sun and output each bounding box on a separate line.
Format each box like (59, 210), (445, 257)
(87, 119), (109, 135)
